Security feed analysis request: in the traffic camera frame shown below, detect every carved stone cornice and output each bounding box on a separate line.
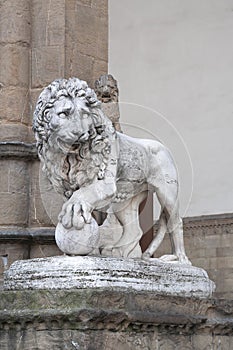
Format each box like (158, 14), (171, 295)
(153, 213), (233, 236)
(0, 290), (232, 334)
(183, 213), (233, 235)
(0, 213), (232, 245)
(0, 141), (38, 160)
(0, 227), (55, 244)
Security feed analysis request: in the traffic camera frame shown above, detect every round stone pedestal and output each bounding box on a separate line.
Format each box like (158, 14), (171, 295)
(4, 255), (215, 298)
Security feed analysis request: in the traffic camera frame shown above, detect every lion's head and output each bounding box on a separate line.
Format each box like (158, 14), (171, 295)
(33, 77), (116, 197)
(94, 74), (119, 103)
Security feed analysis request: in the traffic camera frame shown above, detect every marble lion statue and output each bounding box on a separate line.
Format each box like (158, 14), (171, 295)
(33, 77), (191, 264)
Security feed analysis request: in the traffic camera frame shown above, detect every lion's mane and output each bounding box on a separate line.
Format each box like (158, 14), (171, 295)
(33, 77), (115, 198)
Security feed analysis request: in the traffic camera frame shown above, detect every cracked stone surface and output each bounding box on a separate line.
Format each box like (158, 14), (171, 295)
(4, 255), (215, 298)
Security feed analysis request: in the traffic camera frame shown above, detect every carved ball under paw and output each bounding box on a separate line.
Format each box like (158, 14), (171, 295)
(55, 218), (99, 255)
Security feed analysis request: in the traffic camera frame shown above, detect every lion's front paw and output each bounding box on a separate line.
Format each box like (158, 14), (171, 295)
(58, 200), (93, 230)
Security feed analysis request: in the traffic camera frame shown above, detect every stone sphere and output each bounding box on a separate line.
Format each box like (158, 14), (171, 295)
(55, 218), (99, 255)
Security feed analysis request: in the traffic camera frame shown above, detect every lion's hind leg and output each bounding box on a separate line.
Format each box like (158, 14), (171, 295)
(161, 201), (191, 265)
(144, 180), (191, 265)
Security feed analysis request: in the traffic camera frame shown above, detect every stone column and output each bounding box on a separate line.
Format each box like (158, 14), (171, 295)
(29, 0), (109, 232)
(0, 0), (109, 274)
(30, 0), (66, 114)
(0, 0), (31, 277)
(0, 0), (30, 141)
(29, 0), (67, 232)
(28, 0), (109, 257)
(65, 0), (108, 87)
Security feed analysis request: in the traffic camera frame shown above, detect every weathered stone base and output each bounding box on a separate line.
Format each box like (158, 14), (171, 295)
(4, 255), (215, 298)
(0, 289), (232, 350)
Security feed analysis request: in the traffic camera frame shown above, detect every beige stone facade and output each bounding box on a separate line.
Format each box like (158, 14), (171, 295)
(0, 0), (108, 282)
(154, 213), (233, 300)
(0, 289), (232, 349)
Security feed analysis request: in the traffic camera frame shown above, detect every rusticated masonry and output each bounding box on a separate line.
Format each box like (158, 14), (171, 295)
(0, 0), (108, 282)
(0, 289), (232, 350)
(154, 213), (233, 300)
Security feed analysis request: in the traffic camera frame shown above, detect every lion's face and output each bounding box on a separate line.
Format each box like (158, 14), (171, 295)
(47, 95), (94, 150)
(95, 74), (118, 103)
(33, 77), (107, 153)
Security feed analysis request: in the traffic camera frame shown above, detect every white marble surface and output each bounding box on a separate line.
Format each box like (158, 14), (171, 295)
(55, 218), (99, 255)
(4, 256), (215, 298)
(33, 77), (190, 263)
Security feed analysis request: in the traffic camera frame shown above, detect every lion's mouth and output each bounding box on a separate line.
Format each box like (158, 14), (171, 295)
(56, 134), (89, 154)
(101, 96), (112, 103)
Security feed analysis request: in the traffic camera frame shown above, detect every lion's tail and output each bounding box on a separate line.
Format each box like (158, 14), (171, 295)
(142, 210), (167, 259)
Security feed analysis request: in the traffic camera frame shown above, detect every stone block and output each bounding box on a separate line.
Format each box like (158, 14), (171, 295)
(66, 3), (108, 61)
(77, 0), (92, 7)
(0, 45), (29, 87)
(29, 190), (54, 227)
(0, 193), (28, 226)
(29, 193), (62, 227)
(209, 256), (233, 269)
(0, 87), (29, 124)
(29, 160), (63, 227)
(31, 46), (65, 88)
(215, 270), (233, 293)
(192, 334), (216, 350)
(0, 162), (9, 193)
(0, 160), (29, 225)
(190, 247), (206, 259)
(0, 243), (29, 276)
(31, 0), (65, 47)
(65, 51), (94, 86)
(187, 247), (217, 260)
(0, 160), (28, 194)
(158, 334), (193, 349)
(30, 88), (43, 119)
(27, 128), (36, 143)
(93, 59), (108, 85)
(29, 243), (62, 259)
(91, 0), (108, 17)
(205, 233), (233, 248)
(191, 257), (210, 270)
(0, 123), (29, 142)
(0, 0), (30, 45)
(217, 246), (233, 256)
(65, 1), (108, 81)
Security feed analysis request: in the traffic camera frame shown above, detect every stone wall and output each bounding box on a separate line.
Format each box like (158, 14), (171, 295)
(0, 0), (108, 278)
(0, 213), (232, 301)
(0, 289), (232, 350)
(154, 213), (233, 300)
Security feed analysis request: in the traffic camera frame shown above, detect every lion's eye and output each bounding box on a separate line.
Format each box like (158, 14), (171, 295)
(58, 111), (69, 118)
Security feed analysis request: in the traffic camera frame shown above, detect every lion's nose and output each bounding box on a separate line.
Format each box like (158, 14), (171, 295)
(103, 86), (110, 96)
(78, 132), (89, 142)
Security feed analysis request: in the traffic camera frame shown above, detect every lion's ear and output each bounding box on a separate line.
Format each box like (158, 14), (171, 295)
(94, 79), (100, 89)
